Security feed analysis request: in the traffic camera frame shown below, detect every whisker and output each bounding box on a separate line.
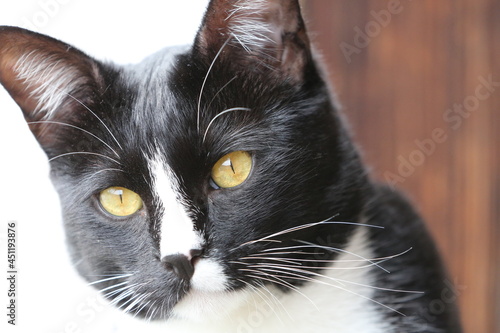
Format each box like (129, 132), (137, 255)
(238, 278), (287, 324)
(254, 243), (391, 274)
(245, 248), (414, 267)
(232, 218), (383, 251)
(98, 281), (129, 294)
(104, 283), (138, 299)
(123, 291), (149, 313)
(248, 266), (408, 316)
(48, 151), (122, 165)
(28, 120), (120, 158)
(293, 272), (406, 314)
(296, 241), (391, 274)
(242, 267), (320, 309)
(260, 283), (292, 324)
(248, 250), (321, 257)
(116, 292), (137, 310)
(88, 273), (133, 286)
(248, 261), (386, 271)
(236, 278), (260, 311)
(239, 257), (304, 265)
(147, 301), (159, 322)
(133, 299), (152, 318)
(197, 37), (232, 133)
(256, 265), (422, 294)
(202, 107), (251, 143)
(245, 272), (319, 311)
(206, 75), (238, 112)
(86, 168), (124, 180)
(65, 92), (124, 151)
(124, 295), (146, 314)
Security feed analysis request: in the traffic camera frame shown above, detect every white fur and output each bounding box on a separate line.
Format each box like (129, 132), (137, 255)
(227, 0), (280, 53)
(105, 227), (394, 333)
(14, 51), (90, 118)
(190, 258), (228, 292)
(150, 156), (203, 259)
(149, 155), (238, 322)
(172, 260), (241, 321)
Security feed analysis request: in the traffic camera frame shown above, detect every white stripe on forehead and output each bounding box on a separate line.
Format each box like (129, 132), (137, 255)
(149, 155), (203, 259)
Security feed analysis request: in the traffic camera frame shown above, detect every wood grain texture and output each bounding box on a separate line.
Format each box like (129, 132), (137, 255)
(302, 1), (499, 332)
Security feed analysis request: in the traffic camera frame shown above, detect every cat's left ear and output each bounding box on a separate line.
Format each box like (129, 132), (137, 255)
(194, 0), (311, 81)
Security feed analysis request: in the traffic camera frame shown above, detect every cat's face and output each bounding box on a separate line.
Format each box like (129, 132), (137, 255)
(0, 0), (366, 321)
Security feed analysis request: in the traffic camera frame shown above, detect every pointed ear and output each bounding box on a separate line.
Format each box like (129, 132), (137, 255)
(0, 26), (103, 146)
(194, 0), (311, 80)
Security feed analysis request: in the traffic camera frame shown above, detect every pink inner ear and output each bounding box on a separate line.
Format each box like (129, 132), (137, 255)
(0, 27), (98, 122)
(0, 49), (38, 116)
(12, 51), (89, 120)
(0, 26), (101, 148)
(194, 0), (310, 80)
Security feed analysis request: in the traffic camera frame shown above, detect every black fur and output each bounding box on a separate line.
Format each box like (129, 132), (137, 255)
(0, 0), (461, 330)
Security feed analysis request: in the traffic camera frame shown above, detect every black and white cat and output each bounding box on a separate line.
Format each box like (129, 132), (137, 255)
(0, 0), (461, 332)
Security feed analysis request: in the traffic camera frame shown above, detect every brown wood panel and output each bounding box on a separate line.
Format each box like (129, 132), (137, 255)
(303, 1), (499, 332)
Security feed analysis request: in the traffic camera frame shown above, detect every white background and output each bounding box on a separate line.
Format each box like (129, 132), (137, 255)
(0, 1), (208, 332)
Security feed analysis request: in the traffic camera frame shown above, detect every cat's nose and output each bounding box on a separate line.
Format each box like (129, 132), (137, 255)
(161, 250), (202, 280)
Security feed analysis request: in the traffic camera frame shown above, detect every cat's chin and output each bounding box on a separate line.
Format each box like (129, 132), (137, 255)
(171, 287), (252, 322)
(168, 258), (243, 321)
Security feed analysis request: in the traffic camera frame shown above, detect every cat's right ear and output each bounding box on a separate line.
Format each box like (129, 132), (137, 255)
(0, 26), (103, 147)
(194, 0), (312, 82)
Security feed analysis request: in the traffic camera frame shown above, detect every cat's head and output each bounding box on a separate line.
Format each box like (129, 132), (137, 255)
(0, 0), (367, 321)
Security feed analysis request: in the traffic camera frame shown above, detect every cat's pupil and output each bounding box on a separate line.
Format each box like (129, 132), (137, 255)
(211, 151), (252, 189)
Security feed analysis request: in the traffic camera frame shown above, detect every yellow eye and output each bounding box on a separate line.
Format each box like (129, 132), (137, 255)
(99, 187), (143, 217)
(211, 151), (252, 188)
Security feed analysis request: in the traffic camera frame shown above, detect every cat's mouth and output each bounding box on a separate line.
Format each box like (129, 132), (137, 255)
(101, 257), (231, 321)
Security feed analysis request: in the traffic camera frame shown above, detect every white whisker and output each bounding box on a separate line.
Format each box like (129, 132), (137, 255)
(86, 168), (124, 180)
(133, 299), (152, 318)
(260, 283), (292, 324)
(248, 262), (382, 271)
(254, 248), (412, 263)
(296, 241), (391, 274)
(247, 265), (409, 316)
(256, 264), (421, 295)
(65, 92), (124, 151)
(197, 37), (232, 133)
(98, 281), (129, 294)
(202, 107), (251, 143)
(233, 217), (383, 251)
(249, 250), (320, 257)
(239, 257), (304, 265)
(124, 293), (147, 314)
(104, 283), (138, 299)
(246, 272), (319, 311)
(239, 278), (287, 324)
(206, 76), (238, 112)
(48, 151), (122, 165)
(28, 120), (120, 157)
(88, 273), (133, 286)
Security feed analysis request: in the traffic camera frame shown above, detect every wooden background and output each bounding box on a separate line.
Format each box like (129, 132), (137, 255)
(303, 1), (499, 332)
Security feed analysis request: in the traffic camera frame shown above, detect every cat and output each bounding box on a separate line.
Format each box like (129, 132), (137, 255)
(0, 0), (462, 332)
